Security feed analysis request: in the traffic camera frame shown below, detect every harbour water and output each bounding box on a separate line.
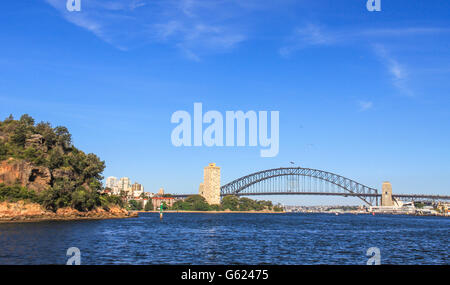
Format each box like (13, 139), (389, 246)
(0, 213), (448, 265)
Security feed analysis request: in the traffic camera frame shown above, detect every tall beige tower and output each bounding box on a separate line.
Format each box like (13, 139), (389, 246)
(199, 163), (221, 205)
(381, 181), (394, 206)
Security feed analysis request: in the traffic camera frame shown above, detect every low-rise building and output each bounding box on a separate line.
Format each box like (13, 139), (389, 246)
(151, 197), (175, 211)
(131, 182), (144, 198)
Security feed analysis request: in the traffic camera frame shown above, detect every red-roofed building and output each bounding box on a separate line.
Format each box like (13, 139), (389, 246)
(151, 197), (175, 211)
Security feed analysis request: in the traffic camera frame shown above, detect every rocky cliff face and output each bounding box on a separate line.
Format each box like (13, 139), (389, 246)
(0, 134), (57, 192)
(0, 158), (51, 192)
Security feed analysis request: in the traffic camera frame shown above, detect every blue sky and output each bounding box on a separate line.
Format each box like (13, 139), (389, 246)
(1, 0), (449, 205)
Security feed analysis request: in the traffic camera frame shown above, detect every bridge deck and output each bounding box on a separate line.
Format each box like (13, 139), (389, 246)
(171, 192), (450, 200)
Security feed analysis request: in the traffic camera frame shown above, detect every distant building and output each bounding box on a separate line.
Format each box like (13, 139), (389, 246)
(143, 192), (155, 198)
(151, 197), (175, 211)
(158, 188), (164, 196)
(119, 177), (132, 194)
(132, 182), (144, 198)
(105, 176), (117, 189)
(437, 202), (449, 216)
(132, 182), (144, 191)
(199, 163), (221, 205)
(105, 176), (149, 199)
(106, 176), (120, 195)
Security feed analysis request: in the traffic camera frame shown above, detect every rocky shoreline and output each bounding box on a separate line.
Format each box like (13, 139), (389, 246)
(0, 201), (138, 223)
(139, 210), (284, 214)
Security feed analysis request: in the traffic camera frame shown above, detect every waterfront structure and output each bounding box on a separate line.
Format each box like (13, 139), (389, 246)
(437, 202), (449, 216)
(151, 197), (174, 211)
(199, 163), (221, 205)
(381, 182), (394, 206)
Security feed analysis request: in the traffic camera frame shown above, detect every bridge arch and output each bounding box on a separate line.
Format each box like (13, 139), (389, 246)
(220, 167), (379, 206)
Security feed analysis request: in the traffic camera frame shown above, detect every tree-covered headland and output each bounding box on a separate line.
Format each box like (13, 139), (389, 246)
(0, 114), (123, 211)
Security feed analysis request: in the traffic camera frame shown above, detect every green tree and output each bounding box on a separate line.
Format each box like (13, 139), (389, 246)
(38, 188), (69, 211)
(221, 195), (239, 211)
(172, 200), (191, 210)
(53, 177), (77, 195)
(47, 148), (64, 169)
(171, 195), (215, 211)
(0, 184), (38, 202)
(35, 121), (57, 149)
(415, 202), (425, 209)
(71, 187), (99, 211)
(273, 204), (284, 212)
(88, 179), (102, 192)
(185, 195), (211, 211)
(99, 194), (124, 209)
(0, 142), (7, 160)
(19, 114), (35, 127)
(11, 123), (28, 147)
(128, 200), (143, 211)
(23, 147), (37, 161)
(144, 199), (153, 211)
(82, 153), (105, 181)
(54, 126), (72, 149)
(238, 197), (256, 211)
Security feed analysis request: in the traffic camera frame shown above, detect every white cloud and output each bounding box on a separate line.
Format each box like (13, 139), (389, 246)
(361, 27), (450, 37)
(373, 44), (412, 96)
(152, 21), (245, 60)
(280, 25), (450, 57)
(358, 101), (373, 112)
(46, 0), (249, 59)
(279, 24), (430, 95)
(279, 24), (335, 56)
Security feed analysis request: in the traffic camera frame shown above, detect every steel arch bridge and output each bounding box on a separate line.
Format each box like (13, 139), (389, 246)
(172, 167), (450, 206)
(220, 167), (380, 206)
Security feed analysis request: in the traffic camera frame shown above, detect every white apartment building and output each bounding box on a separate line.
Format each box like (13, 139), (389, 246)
(105, 176), (117, 189)
(105, 176), (150, 198)
(118, 177), (132, 193)
(105, 176), (121, 195)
